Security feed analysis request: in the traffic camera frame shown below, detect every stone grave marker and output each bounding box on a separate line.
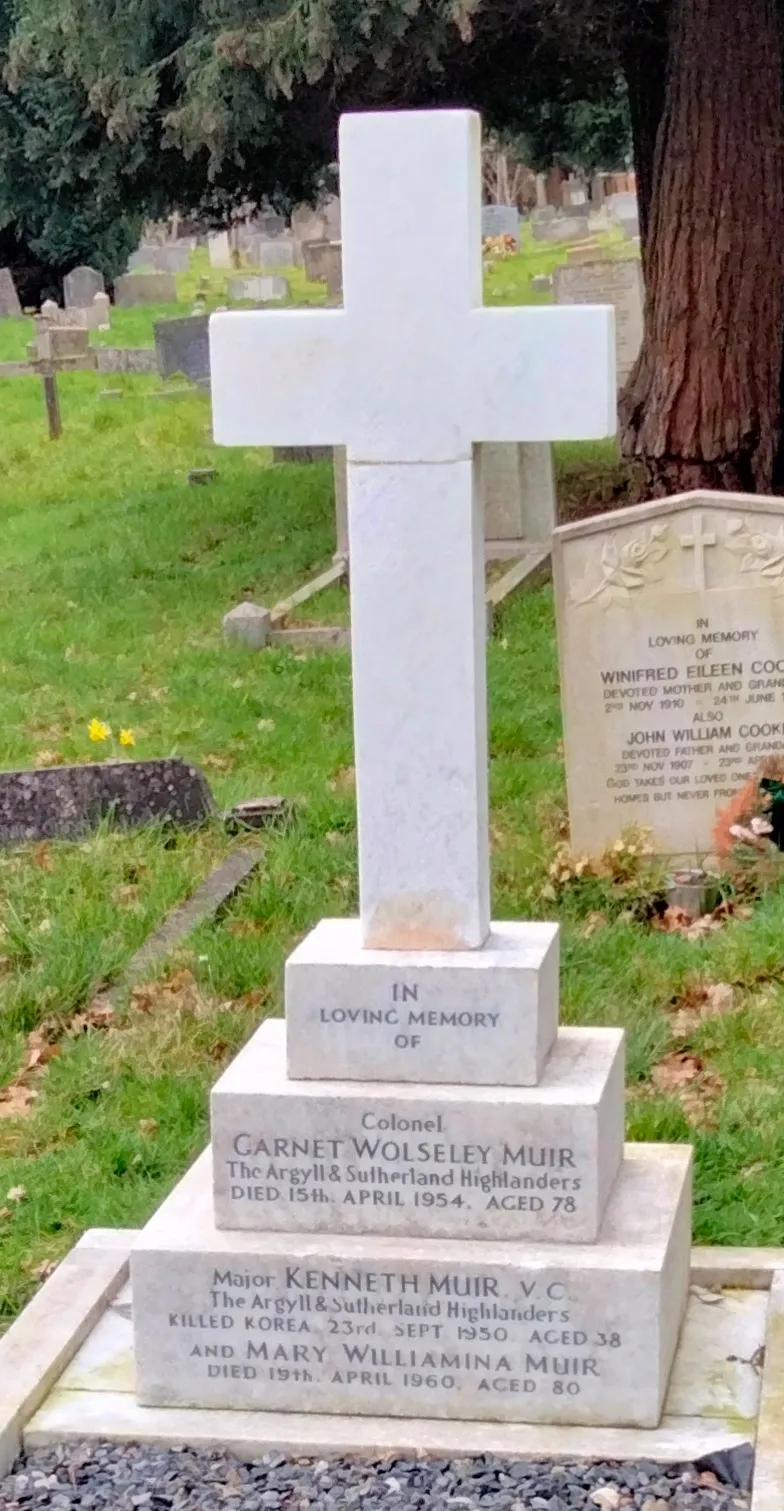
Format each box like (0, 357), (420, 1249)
(481, 204), (520, 246)
(114, 272), (177, 307)
(303, 238), (335, 281)
(208, 231), (232, 269)
(553, 491), (784, 857)
(129, 243), (191, 274)
(246, 236), (299, 270)
(554, 257), (643, 387)
(481, 442), (556, 549)
(0, 758), (213, 843)
(0, 267), (22, 317)
(227, 273), (288, 302)
(129, 110), (691, 1436)
(63, 265), (105, 308)
(153, 314), (210, 388)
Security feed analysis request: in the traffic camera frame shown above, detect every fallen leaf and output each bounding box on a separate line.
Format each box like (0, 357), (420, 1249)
(698, 1471), (721, 1488)
(669, 981), (736, 1038)
(138, 1118), (159, 1136)
(22, 1030), (61, 1073)
(257, 718), (275, 733)
(31, 842), (54, 873)
(653, 904), (695, 934)
(31, 1258), (58, 1280)
(651, 1051), (704, 1091)
(112, 883), (140, 907)
(203, 753), (232, 772)
(37, 917), (52, 934)
(34, 750), (64, 769)
(131, 968), (201, 1015)
(66, 1001), (115, 1035)
(225, 918), (265, 937)
(0, 1084), (37, 1119)
(7, 1185), (27, 1202)
(0, 1206), (11, 1220)
(649, 1050), (725, 1127)
(581, 911), (607, 938)
(329, 765), (355, 795)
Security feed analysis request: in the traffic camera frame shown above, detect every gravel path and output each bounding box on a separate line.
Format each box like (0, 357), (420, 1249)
(1, 1444), (753, 1511)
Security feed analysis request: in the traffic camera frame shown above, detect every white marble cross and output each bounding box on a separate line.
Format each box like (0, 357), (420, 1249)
(211, 110), (615, 952)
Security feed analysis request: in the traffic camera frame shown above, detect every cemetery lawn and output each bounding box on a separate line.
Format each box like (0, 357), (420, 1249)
(0, 244), (774, 1330)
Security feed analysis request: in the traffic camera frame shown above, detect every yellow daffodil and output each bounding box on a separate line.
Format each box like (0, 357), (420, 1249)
(119, 729), (136, 748)
(88, 718), (111, 743)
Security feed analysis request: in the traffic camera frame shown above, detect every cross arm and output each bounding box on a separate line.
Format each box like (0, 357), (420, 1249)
(468, 306), (617, 442)
(210, 310), (348, 446)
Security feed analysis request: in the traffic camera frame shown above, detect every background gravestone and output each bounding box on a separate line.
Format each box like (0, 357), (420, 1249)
(154, 314), (211, 388)
(554, 491), (784, 857)
(0, 268), (22, 317)
(114, 272), (177, 307)
(0, 758), (213, 843)
(481, 204), (520, 245)
(63, 266), (105, 309)
(227, 274), (288, 302)
(245, 236), (300, 270)
(554, 257), (644, 387)
(128, 244), (191, 274)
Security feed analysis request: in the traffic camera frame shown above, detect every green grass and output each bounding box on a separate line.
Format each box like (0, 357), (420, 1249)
(3, 236), (777, 1331)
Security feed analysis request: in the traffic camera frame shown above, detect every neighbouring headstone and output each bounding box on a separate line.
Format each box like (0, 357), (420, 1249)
(554, 257), (643, 388)
(245, 236), (299, 270)
(93, 292), (111, 329)
(323, 241), (342, 299)
(130, 110), (691, 1437)
(63, 265), (105, 309)
(531, 273), (553, 293)
(540, 216), (590, 243)
(114, 272), (177, 306)
(0, 268), (22, 318)
(227, 273), (288, 302)
(128, 243), (191, 274)
(95, 347), (158, 375)
(481, 204), (520, 246)
(553, 490), (784, 857)
(153, 314), (210, 388)
(36, 325), (90, 362)
(208, 231), (232, 269)
(302, 238), (334, 282)
(481, 442), (556, 548)
(0, 758), (213, 843)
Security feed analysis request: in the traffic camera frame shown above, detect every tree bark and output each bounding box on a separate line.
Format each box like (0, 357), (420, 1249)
(621, 0), (671, 268)
(620, 0), (784, 494)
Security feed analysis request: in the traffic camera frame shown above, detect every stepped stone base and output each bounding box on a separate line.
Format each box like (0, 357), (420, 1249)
(285, 919), (560, 1085)
(212, 1020), (624, 1242)
(132, 1143), (692, 1428)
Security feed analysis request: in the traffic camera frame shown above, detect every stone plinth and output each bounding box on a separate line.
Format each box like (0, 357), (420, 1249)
(285, 918), (559, 1085)
(212, 1019), (623, 1242)
(132, 1143), (692, 1427)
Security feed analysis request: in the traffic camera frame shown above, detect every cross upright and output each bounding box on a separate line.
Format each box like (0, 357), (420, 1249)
(680, 513), (717, 591)
(211, 110), (615, 953)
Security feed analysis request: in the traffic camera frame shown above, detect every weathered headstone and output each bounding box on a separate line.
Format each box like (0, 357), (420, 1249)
(0, 758), (213, 843)
(481, 204), (520, 246)
(0, 268), (22, 318)
(153, 314), (210, 388)
(553, 490), (784, 856)
(227, 274), (288, 302)
(128, 244), (191, 274)
(482, 442), (556, 549)
(130, 110), (690, 1437)
(222, 602), (271, 648)
(208, 231), (232, 269)
(554, 257), (643, 388)
(36, 325), (90, 362)
(245, 237), (299, 270)
(63, 265), (105, 308)
(114, 272), (177, 307)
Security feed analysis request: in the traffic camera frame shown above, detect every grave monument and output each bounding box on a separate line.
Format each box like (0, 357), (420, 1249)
(554, 258), (644, 388)
(555, 491), (784, 856)
(131, 109), (691, 1432)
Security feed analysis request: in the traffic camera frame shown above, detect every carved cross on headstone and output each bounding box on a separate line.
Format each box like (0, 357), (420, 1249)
(680, 513), (717, 590)
(210, 109), (616, 950)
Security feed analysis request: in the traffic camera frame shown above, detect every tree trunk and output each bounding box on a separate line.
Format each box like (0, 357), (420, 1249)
(621, 0), (671, 268)
(620, 0), (784, 495)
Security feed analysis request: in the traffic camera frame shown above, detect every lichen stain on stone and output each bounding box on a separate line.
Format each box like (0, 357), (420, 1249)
(365, 892), (474, 951)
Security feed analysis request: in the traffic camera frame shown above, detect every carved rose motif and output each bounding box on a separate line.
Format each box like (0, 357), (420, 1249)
(724, 518), (784, 591)
(571, 524), (670, 606)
